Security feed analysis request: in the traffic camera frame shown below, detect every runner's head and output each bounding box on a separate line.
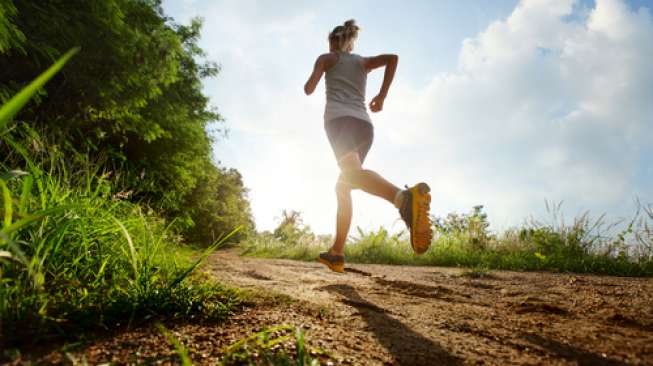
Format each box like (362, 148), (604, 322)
(329, 19), (359, 52)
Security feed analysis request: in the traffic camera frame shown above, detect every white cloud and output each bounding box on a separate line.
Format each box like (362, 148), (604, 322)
(373, 0), (653, 228)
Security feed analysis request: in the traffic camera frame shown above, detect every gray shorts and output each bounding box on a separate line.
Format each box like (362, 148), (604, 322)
(324, 116), (374, 163)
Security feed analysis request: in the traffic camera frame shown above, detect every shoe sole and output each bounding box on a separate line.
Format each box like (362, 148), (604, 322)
(409, 182), (432, 255)
(318, 257), (345, 273)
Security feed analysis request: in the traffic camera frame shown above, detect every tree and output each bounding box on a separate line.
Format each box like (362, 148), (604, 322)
(0, 0), (254, 243)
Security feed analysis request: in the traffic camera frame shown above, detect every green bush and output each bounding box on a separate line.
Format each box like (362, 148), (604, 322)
(0, 0), (254, 244)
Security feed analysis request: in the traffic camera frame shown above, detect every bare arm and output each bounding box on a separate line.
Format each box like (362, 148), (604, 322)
(364, 54), (398, 112)
(304, 53), (337, 95)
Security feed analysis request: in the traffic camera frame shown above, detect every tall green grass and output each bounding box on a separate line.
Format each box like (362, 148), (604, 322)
(242, 205), (653, 277)
(0, 126), (241, 344)
(0, 50), (240, 345)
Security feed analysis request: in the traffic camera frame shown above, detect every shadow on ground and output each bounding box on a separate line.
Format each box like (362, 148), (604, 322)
(321, 284), (462, 366)
(522, 334), (629, 366)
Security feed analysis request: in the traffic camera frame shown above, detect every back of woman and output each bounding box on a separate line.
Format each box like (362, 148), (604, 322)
(324, 52), (371, 124)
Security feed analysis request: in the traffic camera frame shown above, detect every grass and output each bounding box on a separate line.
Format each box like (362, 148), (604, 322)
(0, 143), (242, 344)
(157, 324), (323, 365)
(0, 51), (241, 347)
(219, 325), (322, 366)
(242, 205), (653, 277)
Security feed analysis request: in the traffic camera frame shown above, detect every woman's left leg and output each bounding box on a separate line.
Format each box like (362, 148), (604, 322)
(329, 151), (402, 256)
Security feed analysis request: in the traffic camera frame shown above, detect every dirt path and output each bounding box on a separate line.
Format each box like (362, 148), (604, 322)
(29, 250), (653, 365)
(207, 250), (653, 365)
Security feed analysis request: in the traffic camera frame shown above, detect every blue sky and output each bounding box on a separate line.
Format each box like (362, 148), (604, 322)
(162, 0), (653, 235)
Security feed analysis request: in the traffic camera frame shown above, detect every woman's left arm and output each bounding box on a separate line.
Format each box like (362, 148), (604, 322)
(305, 53), (338, 95)
(304, 54), (327, 95)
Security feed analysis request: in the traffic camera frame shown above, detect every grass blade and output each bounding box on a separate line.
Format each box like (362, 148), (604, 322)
(156, 323), (192, 366)
(167, 226), (241, 291)
(19, 175), (33, 214)
(113, 217), (139, 278)
(0, 205), (71, 238)
(0, 179), (13, 228)
(0, 47), (80, 130)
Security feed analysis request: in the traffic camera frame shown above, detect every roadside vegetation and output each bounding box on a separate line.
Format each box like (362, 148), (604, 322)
(0, 2), (322, 363)
(242, 204), (653, 277)
(0, 0), (253, 355)
(0, 0), (254, 244)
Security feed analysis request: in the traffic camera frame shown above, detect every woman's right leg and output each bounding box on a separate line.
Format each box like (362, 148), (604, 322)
(326, 117), (401, 205)
(340, 168), (400, 204)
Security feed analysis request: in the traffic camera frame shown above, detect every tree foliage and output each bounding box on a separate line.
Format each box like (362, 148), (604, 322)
(0, 0), (253, 244)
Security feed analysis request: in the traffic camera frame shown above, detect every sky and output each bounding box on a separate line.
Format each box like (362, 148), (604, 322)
(161, 0), (653, 235)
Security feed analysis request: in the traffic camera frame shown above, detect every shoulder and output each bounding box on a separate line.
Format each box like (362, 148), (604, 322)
(317, 52), (339, 68)
(352, 53), (369, 70)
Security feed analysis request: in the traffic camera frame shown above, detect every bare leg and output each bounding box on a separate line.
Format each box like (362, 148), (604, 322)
(330, 152), (401, 256)
(341, 169), (400, 203)
(338, 152), (400, 203)
(331, 178), (352, 256)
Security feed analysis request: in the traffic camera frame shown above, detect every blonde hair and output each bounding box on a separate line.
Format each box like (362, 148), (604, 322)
(328, 19), (360, 52)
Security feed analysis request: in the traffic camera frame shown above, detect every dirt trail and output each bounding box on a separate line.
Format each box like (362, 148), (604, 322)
(208, 250), (653, 365)
(30, 250), (653, 365)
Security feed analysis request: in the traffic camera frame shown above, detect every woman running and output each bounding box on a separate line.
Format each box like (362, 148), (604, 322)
(304, 19), (432, 273)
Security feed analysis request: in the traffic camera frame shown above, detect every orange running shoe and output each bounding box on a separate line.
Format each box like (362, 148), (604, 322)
(318, 252), (345, 273)
(398, 182), (433, 254)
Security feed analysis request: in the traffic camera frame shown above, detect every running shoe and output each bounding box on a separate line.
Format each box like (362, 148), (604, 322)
(318, 252), (345, 273)
(398, 182), (433, 254)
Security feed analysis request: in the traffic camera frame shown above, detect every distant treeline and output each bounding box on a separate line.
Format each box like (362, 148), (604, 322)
(0, 0), (254, 243)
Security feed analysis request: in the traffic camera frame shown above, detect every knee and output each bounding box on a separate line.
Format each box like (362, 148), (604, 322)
(335, 181), (351, 197)
(339, 168), (364, 190)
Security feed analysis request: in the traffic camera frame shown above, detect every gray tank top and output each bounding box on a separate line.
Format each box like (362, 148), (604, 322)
(324, 52), (372, 124)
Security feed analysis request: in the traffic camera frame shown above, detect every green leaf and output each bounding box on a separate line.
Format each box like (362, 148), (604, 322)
(0, 47), (79, 130)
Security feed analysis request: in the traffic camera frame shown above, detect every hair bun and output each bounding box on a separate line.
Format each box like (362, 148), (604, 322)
(328, 19), (360, 52)
(344, 19), (358, 30)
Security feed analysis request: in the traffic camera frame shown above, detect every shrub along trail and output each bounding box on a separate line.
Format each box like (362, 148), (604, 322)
(31, 249), (653, 365)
